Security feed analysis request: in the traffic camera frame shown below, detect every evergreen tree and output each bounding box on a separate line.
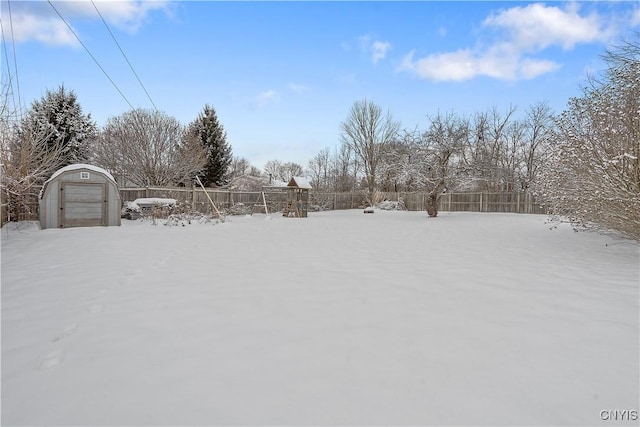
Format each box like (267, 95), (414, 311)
(186, 105), (232, 187)
(17, 85), (97, 173)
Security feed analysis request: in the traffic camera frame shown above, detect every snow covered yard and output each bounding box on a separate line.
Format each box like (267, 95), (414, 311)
(1, 210), (638, 426)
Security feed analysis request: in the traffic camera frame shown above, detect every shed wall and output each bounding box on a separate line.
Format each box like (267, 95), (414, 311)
(40, 169), (121, 229)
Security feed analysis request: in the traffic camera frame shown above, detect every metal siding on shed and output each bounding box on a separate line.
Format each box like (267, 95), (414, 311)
(40, 179), (59, 229)
(40, 165), (121, 229)
(60, 182), (107, 227)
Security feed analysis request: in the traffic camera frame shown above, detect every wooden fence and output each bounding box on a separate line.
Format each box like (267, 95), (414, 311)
(119, 187), (548, 215)
(399, 191), (547, 214)
(1, 187), (548, 226)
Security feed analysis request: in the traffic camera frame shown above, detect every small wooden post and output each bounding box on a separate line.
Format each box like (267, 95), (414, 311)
(191, 182), (197, 208)
(262, 191), (269, 216)
(195, 176), (224, 222)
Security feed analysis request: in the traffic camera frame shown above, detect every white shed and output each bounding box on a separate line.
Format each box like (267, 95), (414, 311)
(39, 164), (121, 229)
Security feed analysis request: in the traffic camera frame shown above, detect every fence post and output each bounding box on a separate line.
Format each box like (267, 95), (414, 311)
(479, 192), (483, 212)
(516, 192), (521, 213)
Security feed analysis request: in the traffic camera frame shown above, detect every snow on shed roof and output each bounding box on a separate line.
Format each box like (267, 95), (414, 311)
(45, 163), (116, 184)
(288, 176), (312, 189)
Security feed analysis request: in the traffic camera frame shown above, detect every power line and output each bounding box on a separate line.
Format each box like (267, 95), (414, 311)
(90, 0), (158, 111)
(46, 0), (135, 110)
(6, 0), (25, 114)
(0, 15), (19, 120)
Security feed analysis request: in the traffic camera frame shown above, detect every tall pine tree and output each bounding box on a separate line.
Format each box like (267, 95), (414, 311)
(186, 104), (232, 186)
(18, 85), (97, 173)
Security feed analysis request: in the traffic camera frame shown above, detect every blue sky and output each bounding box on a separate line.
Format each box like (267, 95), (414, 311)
(2, 1), (638, 170)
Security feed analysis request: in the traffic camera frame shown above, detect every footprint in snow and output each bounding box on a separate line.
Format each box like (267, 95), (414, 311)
(88, 303), (104, 314)
(154, 250), (179, 267)
(118, 276), (133, 286)
(39, 349), (64, 370)
(51, 323), (78, 343)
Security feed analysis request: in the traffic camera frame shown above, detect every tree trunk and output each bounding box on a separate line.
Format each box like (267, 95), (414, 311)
(426, 192), (439, 217)
(426, 179), (446, 217)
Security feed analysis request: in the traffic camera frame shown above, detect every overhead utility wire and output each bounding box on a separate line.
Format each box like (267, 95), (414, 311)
(7, 0), (25, 114)
(90, 0), (158, 111)
(46, 0), (134, 110)
(0, 17), (19, 120)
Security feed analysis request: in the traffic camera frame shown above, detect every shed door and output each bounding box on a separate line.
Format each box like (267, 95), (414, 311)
(59, 182), (107, 227)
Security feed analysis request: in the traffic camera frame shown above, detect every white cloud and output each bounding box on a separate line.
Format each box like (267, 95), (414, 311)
(632, 7), (640, 27)
(288, 83), (311, 94)
(9, 12), (79, 47)
(253, 90), (280, 109)
(357, 34), (372, 52)
(399, 50), (476, 82)
(2, 0), (171, 47)
(338, 72), (357, 85)
(398, 3), (618, 82)
(398, 46), (561, 82)
(371, 41), (391, 65)
(482, 3), (613, 50)
(356, 34), (392, 64)
(85, 1), (172, 32)
(518, 58), (562, 80)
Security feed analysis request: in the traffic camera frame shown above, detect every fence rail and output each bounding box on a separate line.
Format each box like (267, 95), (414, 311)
(119, 188), (548, 215)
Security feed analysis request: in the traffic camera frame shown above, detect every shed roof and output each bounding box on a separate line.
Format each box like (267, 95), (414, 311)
(45, 163), (116, 184)
(40, 163), (118, 199)
(287, 176), (312, 189)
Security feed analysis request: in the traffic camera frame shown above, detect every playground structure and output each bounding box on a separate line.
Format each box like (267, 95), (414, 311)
(258, 177), (312, 218)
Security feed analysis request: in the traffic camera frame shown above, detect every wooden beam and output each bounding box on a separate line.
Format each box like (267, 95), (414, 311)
(195, 176), (225, 222)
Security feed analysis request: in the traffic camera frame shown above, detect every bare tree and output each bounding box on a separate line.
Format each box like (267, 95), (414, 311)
(91, 109), (206, 187)
(518, 101), (554, 191)
(329, 143), (356, 192)
(263, 159), (282, 183)
(1, 117), (63, 222)
(263, 159), (304, 182)
(229, 157), (251, 179)
(461, 105), (517, 191)
(307, 148), (331, 190)
(282, 162), (304, 180)
(339, 99), (400, 201)
(500, 120), (525, 191)
(420, 112), (469, 217)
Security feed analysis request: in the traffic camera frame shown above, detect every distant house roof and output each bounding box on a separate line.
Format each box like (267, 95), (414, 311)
(287, 176), (312, 189)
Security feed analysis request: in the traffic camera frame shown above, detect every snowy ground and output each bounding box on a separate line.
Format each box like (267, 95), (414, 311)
(1, 210), (639, 426)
